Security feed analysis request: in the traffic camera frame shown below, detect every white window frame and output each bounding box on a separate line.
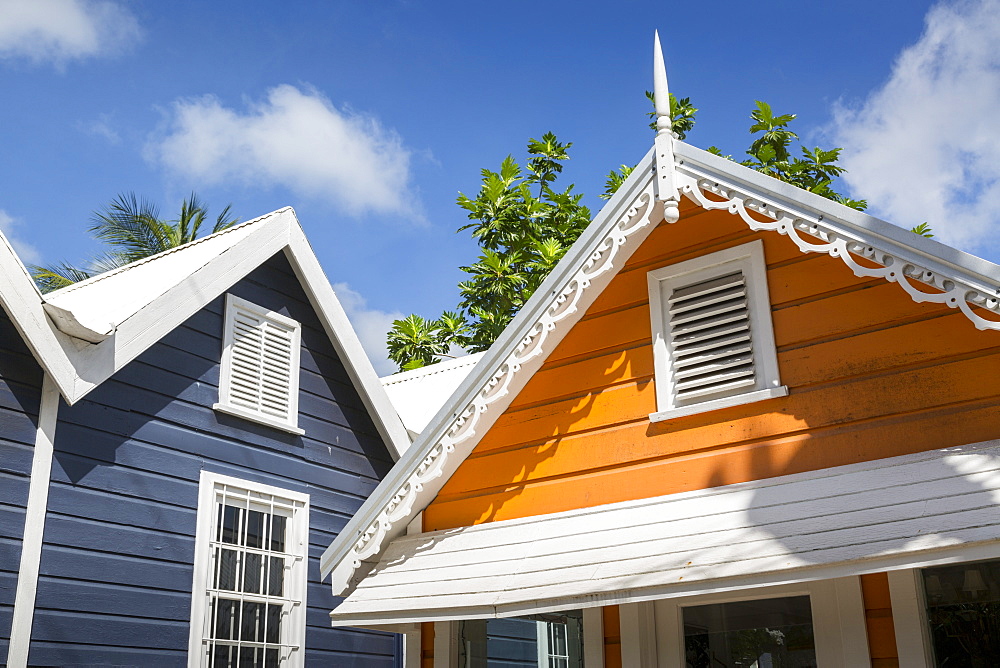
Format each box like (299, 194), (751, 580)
(188, 471), (310, 668)
(214, 294), (304, 435)
(649, 578), (872, 667)
(646, 239), (786, 422)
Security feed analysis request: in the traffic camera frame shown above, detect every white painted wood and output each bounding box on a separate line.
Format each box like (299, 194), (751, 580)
(651, 579), (868, 668)
(809, 578), (871, 668)
(215, 293), (304, 434)
(647, 239), (783, 415)
(887, 569), (934, 667)
(620, 602), (657, 667)
(649, 386), (787, 422)
(653, 597), (683, 668)
(381, 352), (486, 436)
(187, 471), (310, 667)
(327, 440), (1000, 626)
(582, 607), (605, 668)
(403, 624), (422, 668)
(433, 621), (457, 668)
(7, 373), (59, 668)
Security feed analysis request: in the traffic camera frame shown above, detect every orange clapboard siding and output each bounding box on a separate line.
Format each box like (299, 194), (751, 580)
(424, 208), (1000, 531)
(421, 621), (434, 668)
(860, 573), (900, 667)
(427, 400), (1000, 527)
(603, 605), (622, 668)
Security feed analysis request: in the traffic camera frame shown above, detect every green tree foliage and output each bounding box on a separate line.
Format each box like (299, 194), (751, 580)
(31, 192), (239, 293)
(386, 133), (591, 370)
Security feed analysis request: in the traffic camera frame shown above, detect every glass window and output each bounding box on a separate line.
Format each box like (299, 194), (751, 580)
(190, 473), (309, 667)
(923, 559), (1000, 666)
(457, 610), (583, 668)
(682, 596), (817, 668)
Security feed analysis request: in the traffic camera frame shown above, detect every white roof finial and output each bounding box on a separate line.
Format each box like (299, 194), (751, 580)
(653, 30), (672, 137)
(652, 30), (679, 217)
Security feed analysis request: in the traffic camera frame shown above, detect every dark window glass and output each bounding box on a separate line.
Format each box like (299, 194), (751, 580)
(683, 596), (817, 668)
(923, 560), (1000, 667)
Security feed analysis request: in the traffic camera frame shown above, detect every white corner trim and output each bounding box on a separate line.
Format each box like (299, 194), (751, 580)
(582, 607), (605, 668)
(283, 228), (411, 461)
(7, 373), (60, 667)
(887, 568), (934, 667)
(321, 163), (665, 593)
(433, 621), (457, 668)
(649, 386), (788, 422)
(674, 144), (1000, 332)
(619, 602), (657, 667)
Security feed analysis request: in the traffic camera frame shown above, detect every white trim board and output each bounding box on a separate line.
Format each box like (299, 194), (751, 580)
(7, 373), (60, 667)
(0, 208), (409, 459)
(327, 439), (1000, 626)
(320, 132), (1000, 599)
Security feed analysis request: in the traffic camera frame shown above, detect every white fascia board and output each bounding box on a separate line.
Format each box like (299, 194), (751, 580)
(283, 223), (411, 461)
(674, 142), (1000, 294)
(62, 213), (294, 403)
(320, 147), (662, 589)
(0, 230), (81, 400)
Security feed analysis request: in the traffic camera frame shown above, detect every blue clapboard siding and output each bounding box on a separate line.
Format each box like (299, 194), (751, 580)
(28, 253), (399, 667)
(0, 306), (42, 658)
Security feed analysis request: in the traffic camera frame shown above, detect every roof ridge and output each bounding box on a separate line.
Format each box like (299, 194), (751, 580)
(45, 207), (291, 297)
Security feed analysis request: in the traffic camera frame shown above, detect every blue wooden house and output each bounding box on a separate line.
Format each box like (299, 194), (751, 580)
(0, 208), (410, 666)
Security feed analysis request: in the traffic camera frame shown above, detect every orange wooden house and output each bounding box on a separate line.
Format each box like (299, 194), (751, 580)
(321, 36), (1000, 667)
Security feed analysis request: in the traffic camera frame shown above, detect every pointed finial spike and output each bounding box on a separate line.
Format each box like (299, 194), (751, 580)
(653, 30), (672, 134)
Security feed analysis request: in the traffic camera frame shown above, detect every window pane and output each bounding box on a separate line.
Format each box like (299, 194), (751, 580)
(271, 515), (286, 552)
(220, 505), (242, 545)
(246, 509), (266, 549)
(683, 596), (817, 668)
(215, 548), (239, 591)
(458, 610), (583, 667)
(243, 552), (263, 594)
(212, 598), (240, 641)
(268, 556), (284, 597)
(923, 560), (1000, 666)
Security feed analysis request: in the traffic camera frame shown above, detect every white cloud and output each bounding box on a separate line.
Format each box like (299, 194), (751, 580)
(0, 210), (42, 264)
(148, 85), (420, 218)
(831, 0), (1000, 252)
(0, 0), (141, 65)
(332, 282), (404, 376)
(79, 113), (121, 144)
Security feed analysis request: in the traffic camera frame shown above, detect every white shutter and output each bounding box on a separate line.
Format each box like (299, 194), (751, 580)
(666, 271), (756, 404)
(216, 295), (302, 433)
(647, 240), (786, 420)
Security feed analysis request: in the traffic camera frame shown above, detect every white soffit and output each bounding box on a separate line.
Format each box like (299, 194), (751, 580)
(381, 352), (486, 436)
(329, 439), (1000, 626)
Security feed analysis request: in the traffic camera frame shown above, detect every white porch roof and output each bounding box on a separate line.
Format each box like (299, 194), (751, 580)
(330, 439), (1000, 627)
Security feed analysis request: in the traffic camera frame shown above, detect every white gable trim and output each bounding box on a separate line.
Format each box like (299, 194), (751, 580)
(320, 149), (666, 591)
(320, 136), (1000, 598)
(674, 142), (1000, 330)
(0, 209), (410, 460)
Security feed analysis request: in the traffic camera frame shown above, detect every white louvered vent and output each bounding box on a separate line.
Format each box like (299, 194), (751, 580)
(667, 271), (756, 404)
(647, 240), (786, 421)
(216, 295), (303, 434)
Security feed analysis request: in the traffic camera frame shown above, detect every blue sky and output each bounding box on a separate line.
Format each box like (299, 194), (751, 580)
(2, 0), (999, 373)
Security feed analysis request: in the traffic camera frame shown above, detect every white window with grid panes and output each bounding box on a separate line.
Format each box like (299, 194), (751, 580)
(188, 471), (309, 667)
(647, 240), (786, 422)
(215, 294), (304, 435)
